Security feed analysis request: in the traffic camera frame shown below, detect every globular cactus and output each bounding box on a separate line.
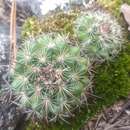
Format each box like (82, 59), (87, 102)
(74, 11), (123, 61)
(11, 34), (90, 122)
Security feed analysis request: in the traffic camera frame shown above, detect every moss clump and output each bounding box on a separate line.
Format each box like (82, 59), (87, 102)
(94, 43), (130, 104)
(21, 17), (42, 39)
(24, 43), (130, 129)
(97, 0), (130, 17)
(22, 11), (80, 39)
(25, 122), (42, 130)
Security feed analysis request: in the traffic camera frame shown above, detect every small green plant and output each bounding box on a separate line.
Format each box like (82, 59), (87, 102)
(22, 11), (80, 40)
(74, 11), (124, 61)
(21, 17), (43, 39)
(11, 34), (90, 122)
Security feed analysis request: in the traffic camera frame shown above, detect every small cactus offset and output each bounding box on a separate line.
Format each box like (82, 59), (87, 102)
(11, 34), (90, 122)
(74, 11), (124, 61)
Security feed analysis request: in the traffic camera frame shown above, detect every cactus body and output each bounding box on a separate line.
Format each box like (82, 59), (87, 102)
(11, 34), (90, 121)
(74, 11), (123, 61)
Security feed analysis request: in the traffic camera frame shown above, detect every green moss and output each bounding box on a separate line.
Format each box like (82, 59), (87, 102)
(94, 44), (130, 104)
(97, 0), (130, 17)
(21, 11), (80, 40)
(21, 17), (42, 39)
(25, 122), (42, 130)
(24, 43), (130, 130)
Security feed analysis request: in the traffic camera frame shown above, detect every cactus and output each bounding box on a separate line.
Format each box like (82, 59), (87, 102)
(11, 34), (90, 122)
(74, 11), (123, 61)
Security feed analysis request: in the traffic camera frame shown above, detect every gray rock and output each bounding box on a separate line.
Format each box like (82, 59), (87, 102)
(0, 24), (10, 85)
(121, 4), (130, 31)
(6, 0), (93, 16)
(4, 0), (33, 26)
(0, 91), (23, 130)
(0, 23), (21, 86)
(0, 103), (20, 130)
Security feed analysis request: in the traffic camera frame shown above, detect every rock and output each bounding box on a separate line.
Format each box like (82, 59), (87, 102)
(4, 0), (33, 26)
(0, 24), (17, 126)
(6, 0), (71, 16)
(0, 24), (10, 85)
(121, 4), (130, 31)
(0, 103), (21, 130)
(0, 0), (22, 85)
(0, 90), (23, 130)
(6, 0), (93, 16)
(0, 23), (21, 86)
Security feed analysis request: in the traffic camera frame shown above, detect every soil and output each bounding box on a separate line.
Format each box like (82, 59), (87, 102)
(82, 97), (130, 130)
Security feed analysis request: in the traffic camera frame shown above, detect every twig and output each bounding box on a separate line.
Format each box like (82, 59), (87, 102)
(10, 0), (17, 71)
(109, 100), (130, 124)
(95, 114), (103, 129)
(104, 120), (121, 130)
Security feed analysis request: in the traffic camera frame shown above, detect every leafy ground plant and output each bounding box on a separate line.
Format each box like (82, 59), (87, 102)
(74, 10), (124, 61)
(11, 34), (90, 122)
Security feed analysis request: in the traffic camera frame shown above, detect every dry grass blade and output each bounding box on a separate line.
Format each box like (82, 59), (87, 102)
(10, 0), (17, 70)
